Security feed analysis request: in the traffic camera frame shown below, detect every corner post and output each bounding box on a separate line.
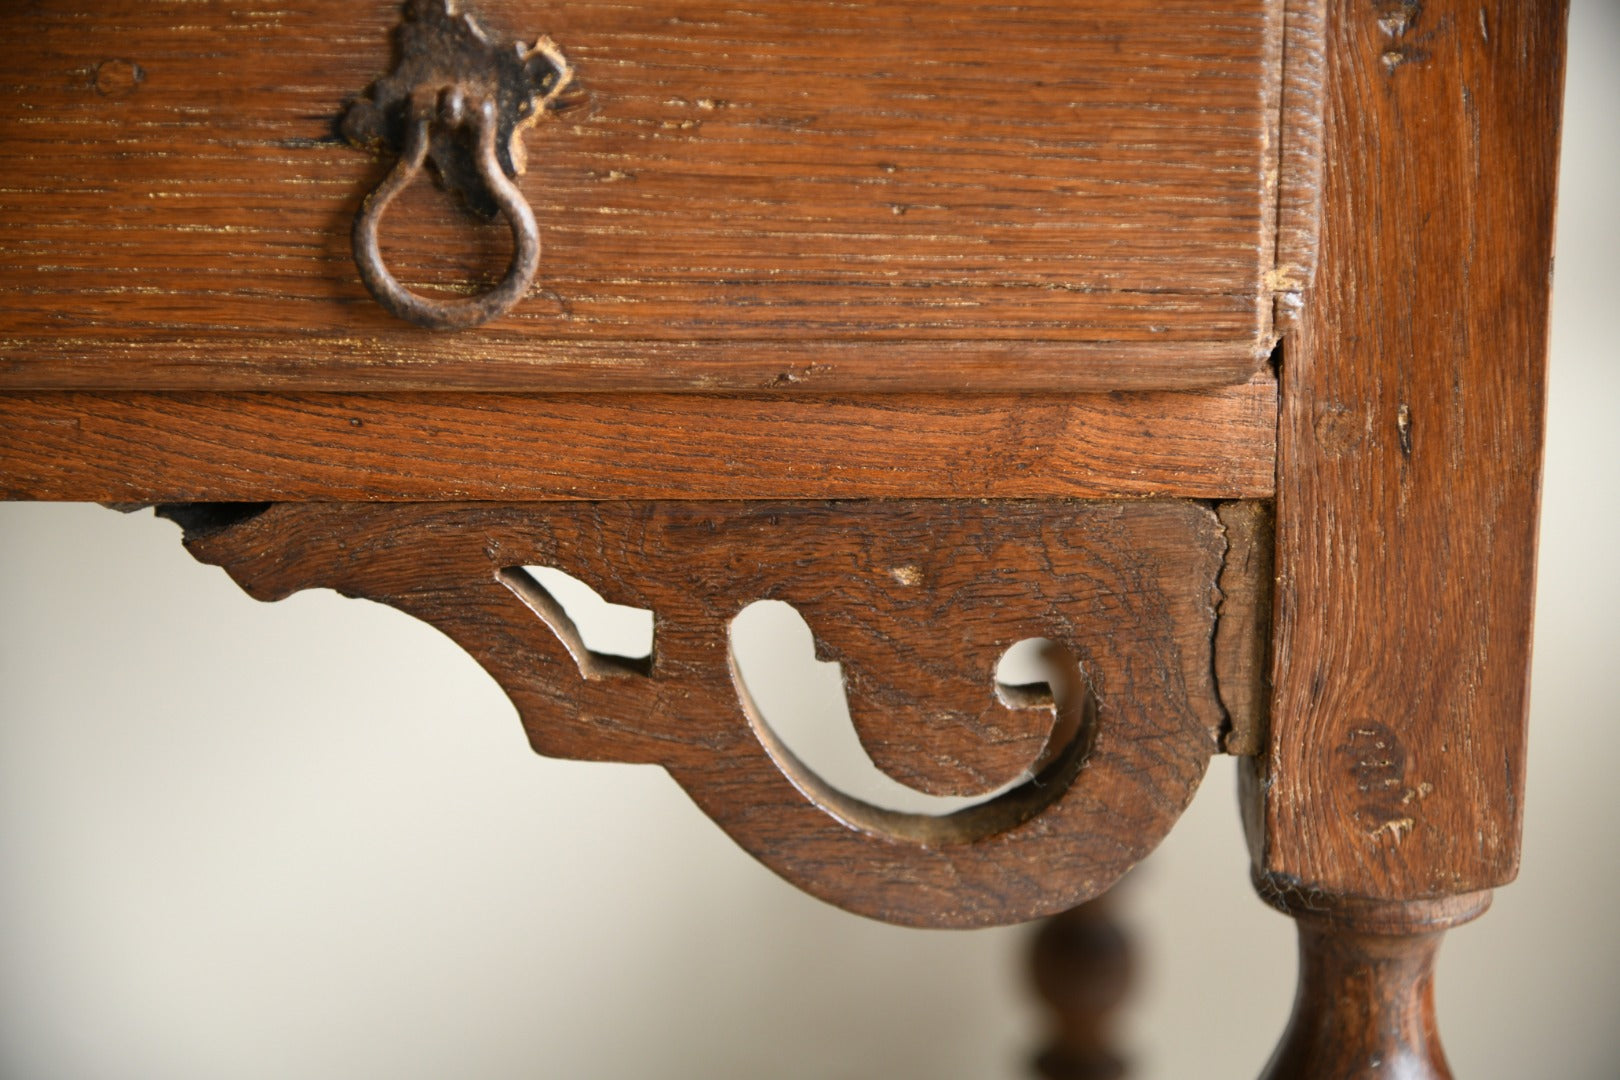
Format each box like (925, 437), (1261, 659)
(1249, 0), (1567, 1073)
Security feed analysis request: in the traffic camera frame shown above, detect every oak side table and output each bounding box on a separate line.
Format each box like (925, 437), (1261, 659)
(0, 1), (1567, 1075)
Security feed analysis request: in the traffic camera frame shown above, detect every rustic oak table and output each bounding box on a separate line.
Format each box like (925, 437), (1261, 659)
(0, 1), (1567, 1075)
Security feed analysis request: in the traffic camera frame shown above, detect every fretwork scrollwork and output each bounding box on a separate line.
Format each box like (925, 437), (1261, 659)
(164, 499), (1224, 928)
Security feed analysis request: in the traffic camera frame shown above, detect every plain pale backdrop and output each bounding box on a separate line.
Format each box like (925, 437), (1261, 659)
(2, 2), (1617, 1076)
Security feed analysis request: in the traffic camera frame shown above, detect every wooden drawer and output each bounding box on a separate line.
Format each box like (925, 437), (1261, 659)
(0, 0), (1321, 393)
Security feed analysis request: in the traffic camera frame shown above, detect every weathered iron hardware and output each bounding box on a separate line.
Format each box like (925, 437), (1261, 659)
(341, 0), (574, 330)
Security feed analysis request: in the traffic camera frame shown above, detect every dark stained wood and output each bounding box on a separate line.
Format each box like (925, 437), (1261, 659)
(1029, 892), (1133, 1080)
(168, 499), (1225, 927)
(1265, 925), (1452, 1080)
(1247, 0), (1566, 898)
(1255, 883), (1492, 1080)
(0, 0), (1327, 392)
(1215, 500), (1275, 756)
(0, 377), (1277, 502)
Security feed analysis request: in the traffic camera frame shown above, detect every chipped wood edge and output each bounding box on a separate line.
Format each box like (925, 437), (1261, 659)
(1256, 0), (1287, 352)
(1272, 0), (1329, 335)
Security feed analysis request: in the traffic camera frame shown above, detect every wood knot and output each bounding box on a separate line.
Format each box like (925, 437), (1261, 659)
(1313, 402), (1364, 457)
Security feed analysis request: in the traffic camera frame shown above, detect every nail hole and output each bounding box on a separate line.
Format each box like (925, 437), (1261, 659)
(498, 566), (654, 677)
(729, 601), (1095, 844)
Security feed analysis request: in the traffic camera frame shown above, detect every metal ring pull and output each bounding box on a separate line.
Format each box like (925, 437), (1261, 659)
(352, 89), (540, 331)
(340, 1), (575, 331)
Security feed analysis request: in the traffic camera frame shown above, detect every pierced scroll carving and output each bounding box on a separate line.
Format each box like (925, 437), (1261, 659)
(164, 500), (1225, 928)
(732, 604), (1098, 844)
(502, 565), (655, 677)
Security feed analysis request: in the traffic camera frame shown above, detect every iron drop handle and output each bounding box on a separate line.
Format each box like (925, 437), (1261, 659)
(341, 0), (574, 331)
(353, 87), (540, 331)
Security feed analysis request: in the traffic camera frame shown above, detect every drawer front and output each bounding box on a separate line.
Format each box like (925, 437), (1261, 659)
(0, 0), (1318, 391)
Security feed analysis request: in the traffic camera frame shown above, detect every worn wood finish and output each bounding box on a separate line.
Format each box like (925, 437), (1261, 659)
(0, 378), (1276, 503)
(1247, 0), (1567, 898)
(1270, 0), (1328, 332)
(1255, 884), (1492, 1080)
(0, 0), (1325, 392)
(1029, 892), (1133, 1080)
(167, 499), (1224, 927)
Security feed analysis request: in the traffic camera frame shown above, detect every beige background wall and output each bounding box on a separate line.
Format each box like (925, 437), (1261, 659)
(2, 3), (1616, 1075)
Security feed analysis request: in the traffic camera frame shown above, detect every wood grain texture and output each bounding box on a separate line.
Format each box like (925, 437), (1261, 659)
(0, 376), (1277, 502)
(1246, 0), (1567, 898)
(170, 499), (1225, 927)
(1264, 923), (1455, 1080)
(0, 0), (1323, 392)
(1271, 0), (1328, 332)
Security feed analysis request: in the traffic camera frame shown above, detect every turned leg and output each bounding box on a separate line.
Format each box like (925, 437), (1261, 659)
(1256, 885), (1491, 1080)
(1029, 892), (1132, 1080)
(1244, 0), (1564, 1076)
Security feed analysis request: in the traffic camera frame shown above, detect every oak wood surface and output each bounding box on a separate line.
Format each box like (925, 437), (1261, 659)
(1247, 0), (1566, 898)
(0, 0), (1323, 392)
(1264, 922), (1455, 1080)
(171, 498), (1226, 927)
(1270, 0), (1327, 333)
(0, 377), (1277, 502)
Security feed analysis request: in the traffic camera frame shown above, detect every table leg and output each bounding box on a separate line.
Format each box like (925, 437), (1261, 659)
(1252, 0), (1565, 1073)
(1254, 887), (1490, 1080)
(1029, 891), (1132, 1080)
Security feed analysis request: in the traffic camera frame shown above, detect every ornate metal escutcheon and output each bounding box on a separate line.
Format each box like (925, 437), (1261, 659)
(341, 0), (575, 330)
